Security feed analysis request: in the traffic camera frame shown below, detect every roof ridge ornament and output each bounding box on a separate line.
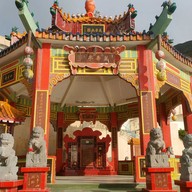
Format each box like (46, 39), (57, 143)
(85, 0), (96, 17)
(15, 0), (39, 35)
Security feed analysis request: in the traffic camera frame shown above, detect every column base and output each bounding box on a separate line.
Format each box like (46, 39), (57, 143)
(0, 180), (23, 192)
(175, 180), (192, 192)
(142, 167), (176, 192)
(18, 167), (50, 192)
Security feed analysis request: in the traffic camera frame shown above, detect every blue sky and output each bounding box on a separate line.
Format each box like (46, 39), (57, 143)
(1, 0), (191, 45)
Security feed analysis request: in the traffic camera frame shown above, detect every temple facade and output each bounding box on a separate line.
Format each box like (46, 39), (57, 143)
(0, 0), (191, 179)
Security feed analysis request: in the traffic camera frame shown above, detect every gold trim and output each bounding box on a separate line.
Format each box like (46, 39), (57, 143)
(49, 73), (70, 95)
(119, 73), (139, 95)
(20, 79), (33, 98)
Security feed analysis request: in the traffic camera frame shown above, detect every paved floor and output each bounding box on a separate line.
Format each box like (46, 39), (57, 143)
(47, 175), (180, 192)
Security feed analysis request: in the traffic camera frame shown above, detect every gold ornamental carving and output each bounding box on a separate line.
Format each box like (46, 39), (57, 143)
(64, 45), (126, 75)
(49, 73), (70, 95)
(21, 79), (33, 98)
(119, 73), (139, 95)
(155, 78), (166, 99)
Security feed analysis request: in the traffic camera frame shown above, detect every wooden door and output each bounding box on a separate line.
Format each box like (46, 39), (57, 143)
(80, 138), (95, 168)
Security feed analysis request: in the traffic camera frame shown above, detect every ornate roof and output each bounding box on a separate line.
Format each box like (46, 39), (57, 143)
(0, 100), (25, 123)
(1, 0), (191, 70)
(50, 3), (136, 24)
(0, 34), (27, 58)
(50, 0), (136, 35)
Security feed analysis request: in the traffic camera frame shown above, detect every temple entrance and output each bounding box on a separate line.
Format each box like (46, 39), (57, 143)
(63, 127), (112, 175)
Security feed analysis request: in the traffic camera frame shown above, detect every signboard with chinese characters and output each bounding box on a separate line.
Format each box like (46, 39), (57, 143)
(75, 52), (114, 63)
(65, 45), (126, 75)
(140, 92), (155, 133)
(33, 90), (48, 133)
(82, 24), (105, 34)
(1, 69), (16, 86)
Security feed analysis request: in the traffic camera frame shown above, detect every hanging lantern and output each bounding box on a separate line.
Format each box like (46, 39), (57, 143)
(22, 68), (34, 79)
(23, 46), (34, 79)
(157, 70), (166, 81)
(155, 50), (165, 60)
(172, 115), (177, 121)
(23, 56), (33, 67)
(171, 108), (177, 121)
(156, 59), (166, 71)
(24, 46), (34, 55)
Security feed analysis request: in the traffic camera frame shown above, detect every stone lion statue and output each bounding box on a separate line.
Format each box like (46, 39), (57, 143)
(146, 127), (166, 155)
(146, 127), (169, 167)
(0, 133), (18, 180)
(26, 126), (47, 167)
(180, 134), (192, 181)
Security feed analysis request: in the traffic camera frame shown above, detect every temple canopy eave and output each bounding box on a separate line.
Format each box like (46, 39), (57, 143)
(0, 42), (27, 67)
(160, 46), (192, 74)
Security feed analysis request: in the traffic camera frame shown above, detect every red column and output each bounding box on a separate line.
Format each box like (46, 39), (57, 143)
(30, 43), (51, 147)
(56, 112), (64, 174)
(159, 103), (172, 147)
(137, 45), (158, 155)
(110, 112), (118, 173)
(182, 95), (192, 133)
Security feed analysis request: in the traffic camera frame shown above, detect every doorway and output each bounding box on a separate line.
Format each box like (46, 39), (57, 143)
(80, 137), (95, 168)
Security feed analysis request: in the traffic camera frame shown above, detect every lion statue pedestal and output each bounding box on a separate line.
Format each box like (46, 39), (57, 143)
(175, 134), (192, 192)
(0, 133), (18, 181)
(19, 126), (49, 192)
(0, 133), (23, 191)
(142, 128), (176, 192)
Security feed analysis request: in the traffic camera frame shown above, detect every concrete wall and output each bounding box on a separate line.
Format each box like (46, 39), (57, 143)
(13, 117), (56, 156)
(170, 113), (185, 156)
(118, 130), (131, 160)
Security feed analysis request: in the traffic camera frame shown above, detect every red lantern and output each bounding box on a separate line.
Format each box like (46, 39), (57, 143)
(155, 50), (165, 60)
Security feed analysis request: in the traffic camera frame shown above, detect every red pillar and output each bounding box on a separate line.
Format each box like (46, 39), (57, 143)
(137, 45), (158, 155)
(30, 43), (51, 147)
(182, 95), (192, 133)
(56, 112), (64, 174)
(159, 103), (172, 147)
(110, 112), (118, 173)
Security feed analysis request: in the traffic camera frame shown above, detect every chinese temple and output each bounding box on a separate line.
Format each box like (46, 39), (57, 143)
(0, 0), (192, 180)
